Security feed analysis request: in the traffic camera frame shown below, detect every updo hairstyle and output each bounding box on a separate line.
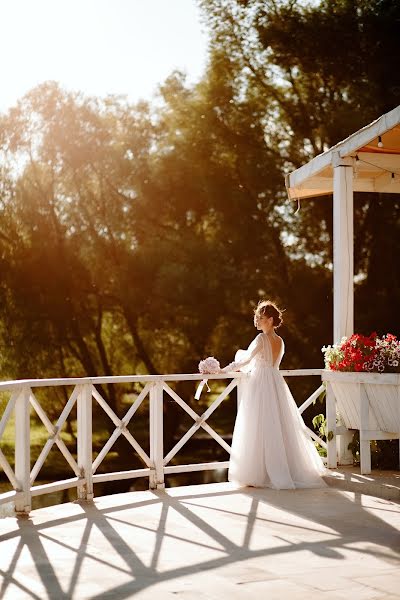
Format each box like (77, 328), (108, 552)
(254, 300), (284, 328)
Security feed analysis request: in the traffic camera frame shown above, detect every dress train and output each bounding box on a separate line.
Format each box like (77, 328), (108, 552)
(225, 333), (327, 489)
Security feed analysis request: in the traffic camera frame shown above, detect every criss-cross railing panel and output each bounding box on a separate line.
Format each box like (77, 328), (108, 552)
(298, 383), (327, 450)
(91, 384), (151, 472)
(29, 387), (80, 484)
(162, 379), (237, 466)
(0, 390), (19, 493)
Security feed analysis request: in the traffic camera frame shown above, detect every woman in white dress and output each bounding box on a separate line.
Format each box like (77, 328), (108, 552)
(222, 300), (326, 489)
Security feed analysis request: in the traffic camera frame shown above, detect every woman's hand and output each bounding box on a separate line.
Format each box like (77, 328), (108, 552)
(221, 362), (239, 372)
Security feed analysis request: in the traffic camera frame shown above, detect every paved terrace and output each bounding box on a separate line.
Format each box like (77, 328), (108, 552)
(1, 480), (400, 600)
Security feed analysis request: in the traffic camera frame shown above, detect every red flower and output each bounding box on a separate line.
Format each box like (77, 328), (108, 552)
(323, 332), (399, 373)
(385, 334), (397, 342)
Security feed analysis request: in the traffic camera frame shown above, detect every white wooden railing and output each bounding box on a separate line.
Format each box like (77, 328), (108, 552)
(0, 370), (325, 515)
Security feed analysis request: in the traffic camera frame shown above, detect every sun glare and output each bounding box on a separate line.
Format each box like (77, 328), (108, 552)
(0, 0), (208, 112)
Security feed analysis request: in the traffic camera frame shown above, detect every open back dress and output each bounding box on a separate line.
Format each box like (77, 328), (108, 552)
(226, 333), (327, 489)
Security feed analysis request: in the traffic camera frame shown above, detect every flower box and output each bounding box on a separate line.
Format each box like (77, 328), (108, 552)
(323, 371), (400, 432)
(322, 370), (400, 474)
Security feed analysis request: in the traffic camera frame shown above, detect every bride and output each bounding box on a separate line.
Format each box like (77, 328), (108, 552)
(222, 300), (327, 489)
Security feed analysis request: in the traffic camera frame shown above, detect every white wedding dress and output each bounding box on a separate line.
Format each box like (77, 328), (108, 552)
(225, 333), (327, 489)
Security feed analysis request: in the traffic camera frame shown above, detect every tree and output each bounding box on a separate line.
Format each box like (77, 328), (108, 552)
(199, 0), (400, 335)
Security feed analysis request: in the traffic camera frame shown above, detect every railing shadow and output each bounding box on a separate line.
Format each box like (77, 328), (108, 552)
(1, 483), (399, 599)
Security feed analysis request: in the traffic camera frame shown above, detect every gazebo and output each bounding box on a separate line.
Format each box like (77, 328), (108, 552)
(285, 104), (400, 344)
(285, 105), (400, 473)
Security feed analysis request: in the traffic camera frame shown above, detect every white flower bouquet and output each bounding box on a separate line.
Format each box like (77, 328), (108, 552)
(198, 356), (221, 374)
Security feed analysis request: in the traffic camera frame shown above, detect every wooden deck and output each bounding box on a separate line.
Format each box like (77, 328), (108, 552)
(1, 480), (399, 599)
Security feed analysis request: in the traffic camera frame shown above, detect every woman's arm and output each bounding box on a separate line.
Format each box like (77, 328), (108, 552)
(221, 334), (263, 372)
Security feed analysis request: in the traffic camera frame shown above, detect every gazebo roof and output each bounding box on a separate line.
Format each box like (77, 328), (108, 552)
(285, 105), (400, 199)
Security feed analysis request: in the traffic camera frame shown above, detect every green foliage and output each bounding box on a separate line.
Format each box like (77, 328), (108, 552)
(0, 76), (313, 385)
(312, 413), (327, 439)
(200, 0), (400, 336)
(312, 412), (333, 457)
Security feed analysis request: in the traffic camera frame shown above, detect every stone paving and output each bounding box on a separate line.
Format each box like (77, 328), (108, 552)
(0, 481), (399, 599)
(326, 467), (400, 502)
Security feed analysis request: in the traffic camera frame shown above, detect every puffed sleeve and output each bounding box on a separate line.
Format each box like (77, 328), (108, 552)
(221, 334), (263, 372)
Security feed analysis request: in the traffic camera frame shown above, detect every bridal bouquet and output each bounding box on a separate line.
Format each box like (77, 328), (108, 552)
(195, 357), (221, 400)
(322, 333), (400, 373)
(198, 357), (221, 374)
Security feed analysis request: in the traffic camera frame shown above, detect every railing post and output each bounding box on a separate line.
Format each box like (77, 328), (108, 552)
(359, 383), (371, 474)
(14, 387), (31, 514)
(337, 417), (354, 465)
(77, 384), (93, 501)
(150, 381), (165, 490)
(326, 382), (337, 469)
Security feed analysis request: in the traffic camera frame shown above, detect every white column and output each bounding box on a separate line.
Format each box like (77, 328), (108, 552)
(14, 387), (31, 514)
(77, 384), (94, 500)
(333, 153), (354, 343)
(150, 382), (165, 489)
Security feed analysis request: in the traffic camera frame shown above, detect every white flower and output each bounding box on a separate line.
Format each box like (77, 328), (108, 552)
(198, 357), (221, 374)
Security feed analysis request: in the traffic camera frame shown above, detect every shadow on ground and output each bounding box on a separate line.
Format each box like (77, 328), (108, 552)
(0, 482), (399, 599)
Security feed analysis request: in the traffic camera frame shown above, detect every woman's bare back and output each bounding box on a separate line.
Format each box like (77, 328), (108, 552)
(267, 334), (283, 366)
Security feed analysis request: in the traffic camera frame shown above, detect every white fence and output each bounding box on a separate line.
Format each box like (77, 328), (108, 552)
(0, 370), (325, 514)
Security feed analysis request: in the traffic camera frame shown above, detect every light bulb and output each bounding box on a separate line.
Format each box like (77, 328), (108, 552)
(378, 136), (383, 148)
(353, 155), (360, 177)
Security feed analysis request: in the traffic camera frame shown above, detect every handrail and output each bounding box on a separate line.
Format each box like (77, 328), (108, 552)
(0, 369), (326, 515)
(0, 369), (323, 390)
(0, 372), (246, 391)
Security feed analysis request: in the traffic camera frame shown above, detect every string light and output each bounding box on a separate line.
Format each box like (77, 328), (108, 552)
(353, 154), (360, 177)
(353, 154), (400, 180)
(293, 153), (399, 213)
(378, 136), (384, 148)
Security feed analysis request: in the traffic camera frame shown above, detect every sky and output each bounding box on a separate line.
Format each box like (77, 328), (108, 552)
(0, 0), (209, 113)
